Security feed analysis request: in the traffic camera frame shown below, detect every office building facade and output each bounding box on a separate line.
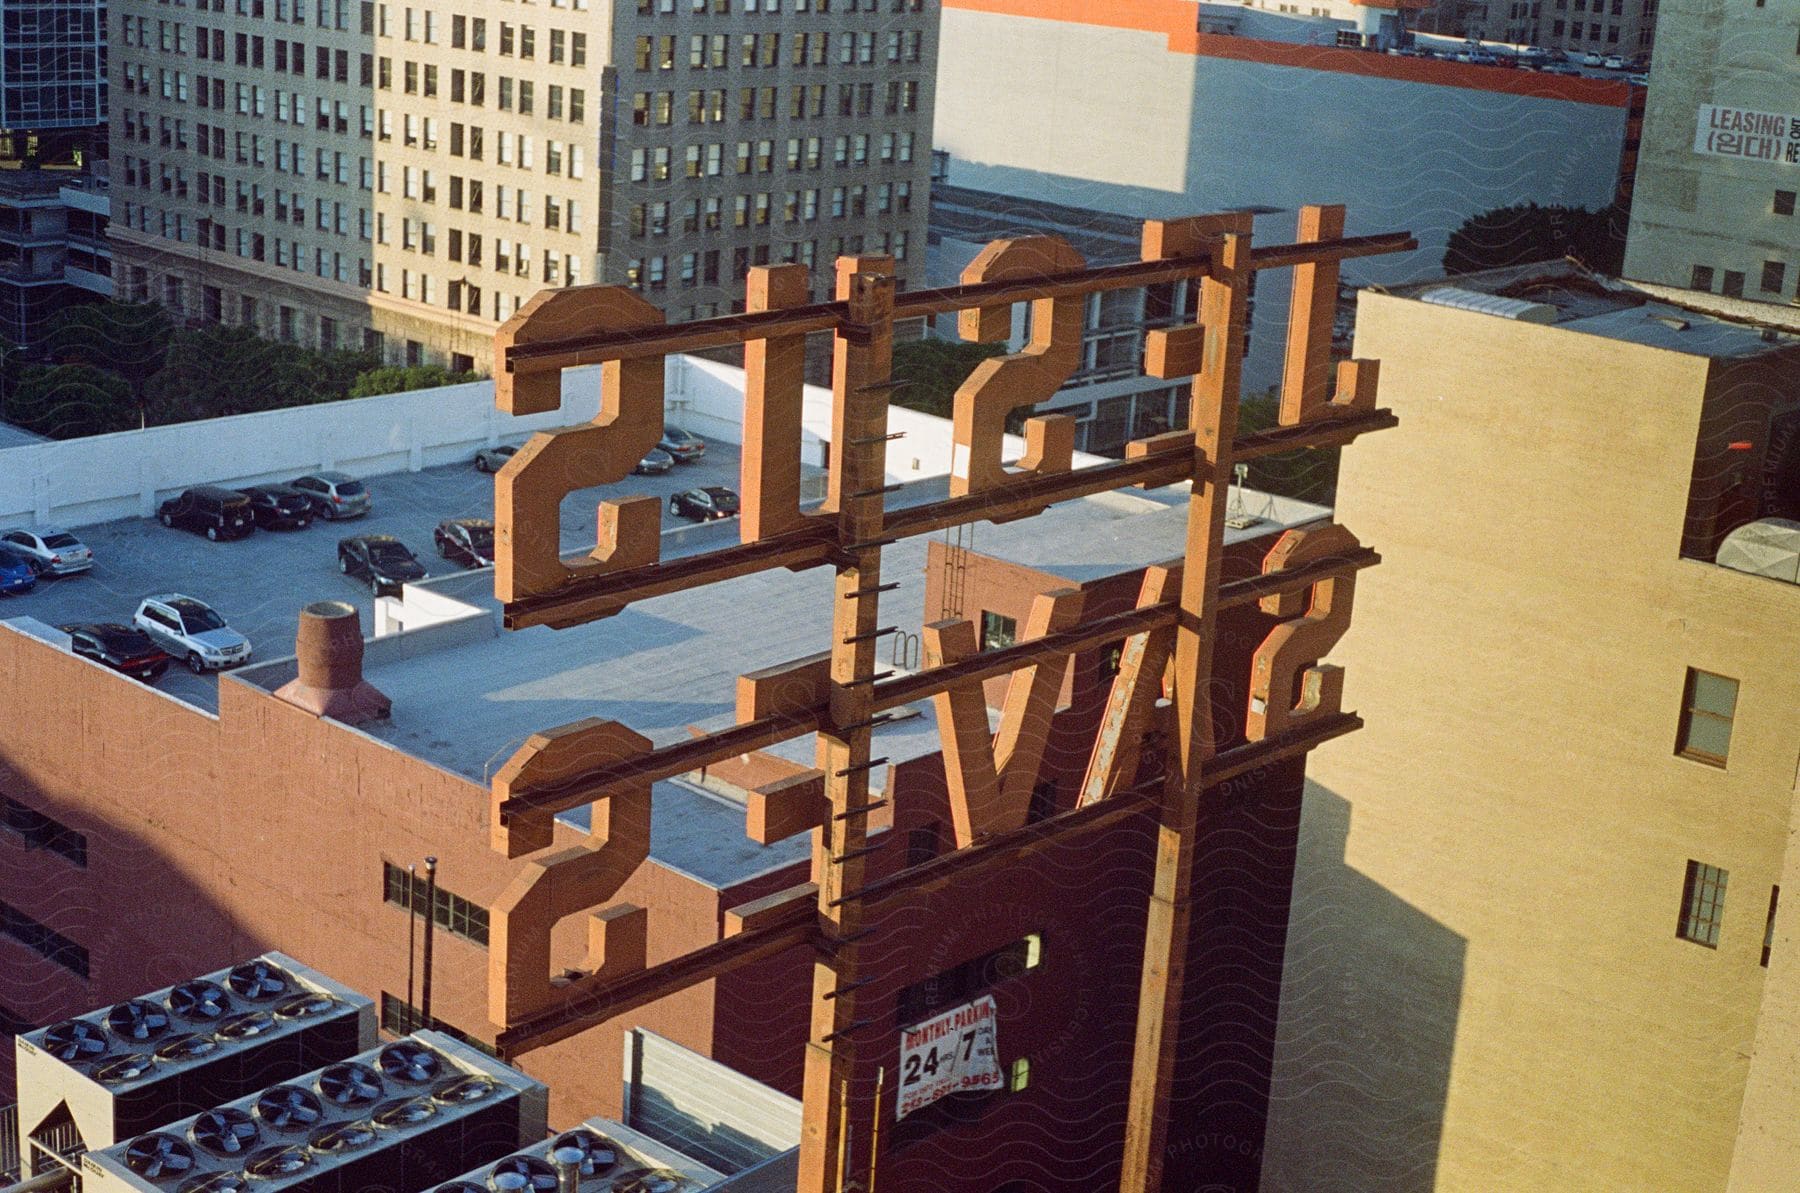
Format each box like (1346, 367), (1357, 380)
(109, 0), (935, 367)
(1624, 0), (1798, 304)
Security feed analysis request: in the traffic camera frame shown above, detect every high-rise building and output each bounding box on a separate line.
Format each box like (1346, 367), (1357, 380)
(1494, 0), (1659, 60)
(1624, 0), (1798, 304)
(0, 0), (108, 142)
(1262, 262), (1800, 1190)
(108, 0), (936, 368)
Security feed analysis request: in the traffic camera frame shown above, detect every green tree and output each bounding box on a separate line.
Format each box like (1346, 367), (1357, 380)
(3, 364), (135, 439)
(1235, 389), (1340, 505)
(889, 337), (1008, 420)
(41, 301), (174, 424)
(350, 363), (480, 398)
(1443, 201), (1629, 276)
(143, 325), (293, 422)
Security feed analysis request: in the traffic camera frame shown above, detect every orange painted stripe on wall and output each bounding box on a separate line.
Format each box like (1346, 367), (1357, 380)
(943, 0), (1635, 109)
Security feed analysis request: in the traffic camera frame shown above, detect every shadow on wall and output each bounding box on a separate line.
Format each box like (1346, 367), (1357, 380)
(0, 750), (272, 1103)
(1257, 783), (1466, 1193)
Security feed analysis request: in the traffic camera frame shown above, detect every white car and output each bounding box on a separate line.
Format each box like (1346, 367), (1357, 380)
(132, 594), (253, 673)
(1581, 51), (1606, 67)
(0, 526), (94, 576)
(1602, 54), (1626, 70)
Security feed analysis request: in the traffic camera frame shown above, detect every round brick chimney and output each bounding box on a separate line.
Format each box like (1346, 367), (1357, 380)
(275, 601), (392, 724)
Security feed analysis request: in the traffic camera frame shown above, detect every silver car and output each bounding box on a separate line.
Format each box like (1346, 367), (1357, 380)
(289, 472), (372, 520)
(0, 526), (94, 575)
(132, 593), (254, 673)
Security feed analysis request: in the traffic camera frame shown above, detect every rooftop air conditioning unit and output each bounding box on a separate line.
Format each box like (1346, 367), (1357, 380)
(421, 1116), (725, 1193)
(82, 1031), (548, 1193)
(14, 954), (375, 1157)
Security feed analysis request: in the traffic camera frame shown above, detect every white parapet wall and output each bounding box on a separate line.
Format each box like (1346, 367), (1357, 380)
(2, 350), (1113, 531)
(665, 353), (1113, 483)
(0, 368), (605, 530)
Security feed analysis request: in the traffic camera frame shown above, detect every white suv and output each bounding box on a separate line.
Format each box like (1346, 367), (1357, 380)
(133, 594), (253, 673)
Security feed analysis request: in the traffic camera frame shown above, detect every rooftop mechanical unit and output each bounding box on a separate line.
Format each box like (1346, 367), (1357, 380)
(14, 953), (376, 1159)
(82, 1031), (548, 1193)
(421, 1115), (725, 1193)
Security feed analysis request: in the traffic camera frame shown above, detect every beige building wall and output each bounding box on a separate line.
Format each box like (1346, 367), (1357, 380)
(1262, 291), (1800, 1191)
(111, 0), (936, 368)
(1624, 0), (1800, 303)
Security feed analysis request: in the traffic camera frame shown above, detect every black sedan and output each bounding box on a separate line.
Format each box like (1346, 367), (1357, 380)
(633, 448), (675, 476)
(338, 535), (429, 596)
(434, 518), (496, 569)
(60, 622), (172, 682)
(238, 485), (315, 530)
(669, 486), (740, 522)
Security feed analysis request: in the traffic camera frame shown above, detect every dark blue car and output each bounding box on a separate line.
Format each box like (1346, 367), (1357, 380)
(0, 545), (36, 594)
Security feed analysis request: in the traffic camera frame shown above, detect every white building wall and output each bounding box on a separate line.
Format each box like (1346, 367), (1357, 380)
(935, 11), (1631, 286)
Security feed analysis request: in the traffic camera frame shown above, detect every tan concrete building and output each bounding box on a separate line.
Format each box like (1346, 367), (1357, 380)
(1261, 264), (1800, 1190)
(1624, 0), (1799, 303)
(1492, 0), (1657, 59)
(109, 0), (936, 369)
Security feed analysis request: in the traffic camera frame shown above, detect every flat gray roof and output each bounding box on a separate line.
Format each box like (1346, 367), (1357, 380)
(350, 473), (1325, 889)
(1388, 262), (1800, 359)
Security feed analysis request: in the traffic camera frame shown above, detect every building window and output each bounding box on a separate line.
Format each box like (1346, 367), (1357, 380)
(895, 933), (1044, 1026)
(1675, 668), (1737, 766)
(1676, 860), (1728, 948)
(1775, 190), (1796, 217)
(905, 823), (939, 867)
(1761, 261), (1786, 294)
(979, 611), (1016, 652)
(381, 861), (490, 946)
(0, 898), (88, 978)
(378, 993), (498, 1055)
(1722, 270), (1746, 298)
(1007, 1057), (1031, 1093)
(1763, 887), (1779, 968)
(1690, 265), (1714, 291)
(1, 797), (87, 868)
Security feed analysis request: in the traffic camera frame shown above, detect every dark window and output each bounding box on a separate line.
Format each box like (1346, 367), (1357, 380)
(2, 796), (87, 867)
(1677, 860), (1728, 948)
(1690, 265), (1714, 291)
(895, 934), (1043, 1026)
(979, 611), (1016, 652)
(905, 823), (939, 867)
(1762, 261), (1786, 294)
(1027, 780), (1058, 825)
(1775, 190), (1796, 217)
(1763, 886), (1779, 968)
(0, 898), (89, 978)
(382, 861), (489, 946)
(1722, 270), (1746, 298)
(378, 992), (498, 1055)
(1676, 669), (1737, 766)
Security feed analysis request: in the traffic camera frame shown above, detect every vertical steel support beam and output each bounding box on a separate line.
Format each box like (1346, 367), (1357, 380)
(796, 255), (896, 1193)
(1119, 219), (1254, 1192)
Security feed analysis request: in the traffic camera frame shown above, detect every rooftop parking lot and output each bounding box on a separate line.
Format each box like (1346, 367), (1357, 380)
(1, 439), (754, 711)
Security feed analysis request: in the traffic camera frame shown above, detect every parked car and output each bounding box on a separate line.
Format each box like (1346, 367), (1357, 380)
(158, 486), (255, 541)
(669, 486), (740, 522)
(238, 484), (315, 530)
(634, 448), (675, 476)
(60, 622), (171, 682)
(1580, 51), (1606, 66)
(132, 594), (253, 673)
(658, 427), (707, 463)
(1626, 71), (1650, 87)
(1542, 62), (1582, 76)
(473, 445), (517, 473)
(0, 546), (37, 594)
(290, 472), (372, 520)
(433, 518), (495, 569)
(1602, 54), (1626, 70)
(339, 534), (429, 595)
(0, 526), (94, 575)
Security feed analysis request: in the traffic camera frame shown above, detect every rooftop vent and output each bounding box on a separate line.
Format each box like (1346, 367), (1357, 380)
(1418, 286), (1558, 323)
(82, 1032), (547, 1193)
(274, 601), (392, 725)
(15, 953), (374, 1156)
(1716, 518), (1800, 583)
(425, 1117), (723, 1192)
